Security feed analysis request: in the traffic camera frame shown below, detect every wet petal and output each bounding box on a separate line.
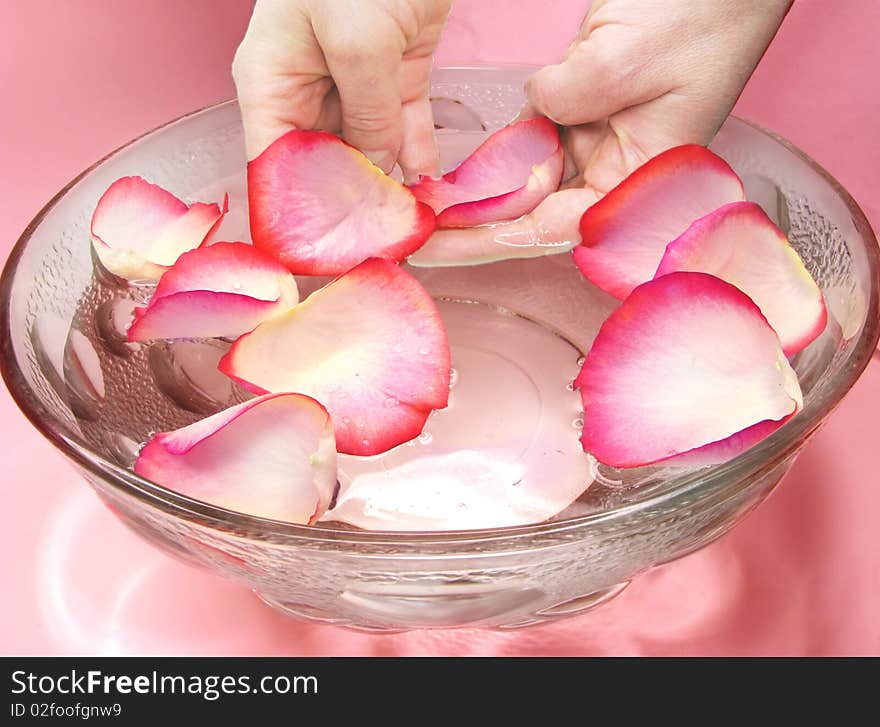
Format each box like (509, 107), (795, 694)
(127, 241), (299, 341)
(220, 258), (451, 456)
(573, 145), (745, 299)
(655, 201), (827, 355)
(576, 272), (803, 468)
(90, 176), (227, 281)
(248, 130), (435, 275)
(135, 393), (337, 524)
(411, 117), (563, 228)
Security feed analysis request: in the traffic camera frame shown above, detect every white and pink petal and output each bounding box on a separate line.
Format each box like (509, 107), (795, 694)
(410, 117), (563, 228)
(655, 201), (827, 355)
(576, 272), (803, 468)
(90, 176), (227, 281)
(134, 393), (337, 524)
(127, 241), (299, 341)
(219, 258), (451, 456)
(573, 145), (746, 299)
(248, 130), (435, 275)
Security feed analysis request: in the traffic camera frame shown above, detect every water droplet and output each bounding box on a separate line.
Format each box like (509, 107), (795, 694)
(361, 438), (370, 447)
(342, 416), (351, 424)
(576, 356), (586, 367)
(448, 367), (458, 388)
(572, 417), (584, 430)
(418, 431), (433, 445)
(418, 346), (429, 355)
(565, 381), (575, 391)
(384, 397), (398, 408)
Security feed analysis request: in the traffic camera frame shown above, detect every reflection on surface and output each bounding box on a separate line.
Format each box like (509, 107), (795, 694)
(27, 364), (880, 655)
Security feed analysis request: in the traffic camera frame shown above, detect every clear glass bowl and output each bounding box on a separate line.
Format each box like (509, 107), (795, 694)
(2, 67), (878, 631)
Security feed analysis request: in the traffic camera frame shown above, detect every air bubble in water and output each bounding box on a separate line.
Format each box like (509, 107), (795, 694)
(576, 356), (586, 367)
(418, 431), (433, 445)
(384, 397), (399, 408)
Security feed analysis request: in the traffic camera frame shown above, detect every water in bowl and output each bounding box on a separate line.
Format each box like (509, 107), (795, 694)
(43, 161), (840, 529)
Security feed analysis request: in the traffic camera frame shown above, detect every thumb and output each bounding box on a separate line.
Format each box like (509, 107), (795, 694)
(525, 39), (662, 126)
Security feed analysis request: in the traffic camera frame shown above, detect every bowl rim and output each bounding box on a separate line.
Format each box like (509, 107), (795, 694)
(2, 69), (879, 547)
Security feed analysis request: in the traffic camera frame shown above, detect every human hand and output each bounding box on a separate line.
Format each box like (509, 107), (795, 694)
(435, 0), (791, 252)
(232, 0), (451, 181)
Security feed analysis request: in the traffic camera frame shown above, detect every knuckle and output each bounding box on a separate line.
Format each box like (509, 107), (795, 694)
(344, 107), (397, 136)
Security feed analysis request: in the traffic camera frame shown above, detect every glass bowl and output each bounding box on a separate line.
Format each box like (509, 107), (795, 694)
(2, 67), (878, 631)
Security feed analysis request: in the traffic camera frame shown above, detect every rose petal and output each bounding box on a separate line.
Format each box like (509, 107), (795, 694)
(127, 241), (299, 341)
(134, 393), (337, 524)
(326, 300), (596, 530)
(410, 117), (563, 228)
(654, 201), (827, 355)
(576, 272), (803, 468)
(573, 145), (745, 299)
(219, 258), (451, 456)
(248, 129), (435, 275)
(327, 450), (597, 531)
(90, 176), (227, 281)
(408, 188), (594, 267)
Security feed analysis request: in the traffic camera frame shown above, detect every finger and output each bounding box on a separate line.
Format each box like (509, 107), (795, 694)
(316, 23), (405, 173)
(410, 188), (599, 267)
(399, 96), (440, 183)
(525, 34), (666, 126)
(233, 53), (335, 160)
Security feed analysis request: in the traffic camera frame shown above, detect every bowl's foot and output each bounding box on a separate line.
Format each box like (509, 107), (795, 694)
(255, 581), (630, 632)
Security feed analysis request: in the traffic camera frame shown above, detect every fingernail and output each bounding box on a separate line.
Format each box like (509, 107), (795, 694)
(363, 149), (394, 173)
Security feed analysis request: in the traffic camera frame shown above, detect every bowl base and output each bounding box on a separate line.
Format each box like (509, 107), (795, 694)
(254, 581), (631, 632)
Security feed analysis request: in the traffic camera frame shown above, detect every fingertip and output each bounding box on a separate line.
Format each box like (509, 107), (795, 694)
(362, 149), (398, 175)
(524, 65), (571, 125)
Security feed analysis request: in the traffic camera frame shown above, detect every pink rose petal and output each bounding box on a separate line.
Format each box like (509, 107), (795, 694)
(655, 201), (827, 355)
(134, 393), (337, 524)
(219, 258), (451, 456)
(127, 241), (299, 341)
(573, 145), (746, 299)
(326, 450), (597, 531)
(248, 129), (435, 275)
(410, 117), (563, 228)
(90, 176), (227, 281)
(408, 188), (594, 268)
(576, 272), (803, 468)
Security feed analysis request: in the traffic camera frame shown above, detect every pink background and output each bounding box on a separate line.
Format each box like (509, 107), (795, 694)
(1, 0), (878, 655)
